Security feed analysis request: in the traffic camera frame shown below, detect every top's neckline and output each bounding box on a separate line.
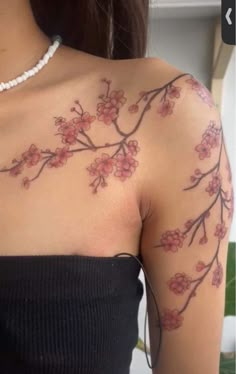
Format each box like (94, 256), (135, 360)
(0, 252), (141, 261)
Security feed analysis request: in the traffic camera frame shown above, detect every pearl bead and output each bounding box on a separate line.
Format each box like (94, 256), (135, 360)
(43, 55), (49, 64)
(37, 61), (44, 69)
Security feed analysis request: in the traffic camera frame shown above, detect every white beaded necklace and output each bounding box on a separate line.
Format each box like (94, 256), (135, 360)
(0, 35), (62, 93)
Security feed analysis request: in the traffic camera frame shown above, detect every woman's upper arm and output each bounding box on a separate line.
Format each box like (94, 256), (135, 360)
(139, 73), (234, 374)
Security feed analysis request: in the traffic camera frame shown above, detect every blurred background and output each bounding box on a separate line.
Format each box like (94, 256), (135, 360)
(131, 1), (236, 373)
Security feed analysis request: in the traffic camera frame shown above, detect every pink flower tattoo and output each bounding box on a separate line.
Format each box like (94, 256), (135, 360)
(186, 77), (215, 107)
(167, 273), (192, 295)
(161, 309), (184, 331)
(153, 99), (233, 331)
(0, 73), (233, 338)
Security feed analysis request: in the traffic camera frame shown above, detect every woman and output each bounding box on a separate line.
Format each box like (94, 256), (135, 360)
(0, 0), (234, 373)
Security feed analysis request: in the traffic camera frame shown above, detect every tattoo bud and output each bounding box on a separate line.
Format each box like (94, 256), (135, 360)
(199, 236), (208, 245)
(70, 107), (76, 112)
(196, 261), (206, 272)
(101, 78), (111, 84)
(74, 100), (80, 105)
(194, 168), (202, 176)
(205, 211), (210, 219)
(22, 177), (30, 189)
(12, 158), (17, 163)
(185, 219), (194, 229)
(139, 91), (148, 101)
(128, 104), (139, 113)
(54, 116), (66, 125)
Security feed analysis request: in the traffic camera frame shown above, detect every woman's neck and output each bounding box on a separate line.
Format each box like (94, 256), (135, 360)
(0, 0), (50, 82)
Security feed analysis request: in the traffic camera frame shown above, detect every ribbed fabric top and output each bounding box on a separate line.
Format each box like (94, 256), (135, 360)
(0, 253), (144, 374)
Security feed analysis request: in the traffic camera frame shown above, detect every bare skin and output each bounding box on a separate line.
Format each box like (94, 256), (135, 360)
(0, 1), (234, 373)
(0, 0), (139, 257)
(0, 1), (184, 258)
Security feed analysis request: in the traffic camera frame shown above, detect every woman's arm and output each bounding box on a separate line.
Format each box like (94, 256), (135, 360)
(139, 73), (234, 374)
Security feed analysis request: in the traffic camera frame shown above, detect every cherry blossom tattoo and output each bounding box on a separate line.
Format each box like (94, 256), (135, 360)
(0, 71), (234, 335)
(153, 118), (234, 331)
(0, 72), (191, 192)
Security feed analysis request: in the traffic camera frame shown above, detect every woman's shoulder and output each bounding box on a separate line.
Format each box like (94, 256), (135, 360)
(52, 45), (184, 89)
(64, 47), (187, 91)
(62, 47), (212, 169)
(59, 48), (192, 122)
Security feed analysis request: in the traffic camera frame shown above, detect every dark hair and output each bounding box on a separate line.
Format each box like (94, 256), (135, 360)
(30, 0), (149, 59)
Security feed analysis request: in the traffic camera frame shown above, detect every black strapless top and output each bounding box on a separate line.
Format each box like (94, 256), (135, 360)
(0, 253), (144, 374)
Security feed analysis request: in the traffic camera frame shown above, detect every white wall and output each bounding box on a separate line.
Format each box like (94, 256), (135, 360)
(147, 17), (216, 87)
(221, 49), (236, 242)
(131, 17), (235, 374)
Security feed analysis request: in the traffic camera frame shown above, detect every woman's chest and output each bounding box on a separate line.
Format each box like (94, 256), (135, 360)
(0, 159), (142, 256)
(0, 113), (142, 257)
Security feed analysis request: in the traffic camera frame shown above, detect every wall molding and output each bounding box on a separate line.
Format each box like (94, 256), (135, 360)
(211, 17), (235, 112)
(149, 0), (220, 8)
